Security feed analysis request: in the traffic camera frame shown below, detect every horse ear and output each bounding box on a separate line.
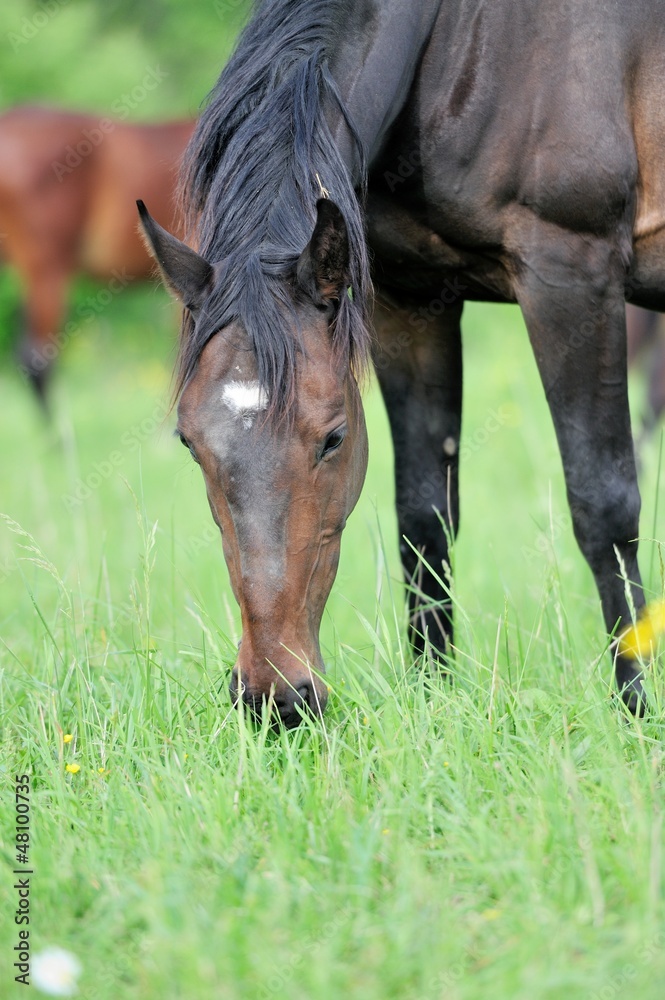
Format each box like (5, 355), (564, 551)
(137, 200), (213, 313)
(297, 199), (350, 307)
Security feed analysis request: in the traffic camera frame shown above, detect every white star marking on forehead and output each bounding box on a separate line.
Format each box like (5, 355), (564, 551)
(222, 380), (269, 428)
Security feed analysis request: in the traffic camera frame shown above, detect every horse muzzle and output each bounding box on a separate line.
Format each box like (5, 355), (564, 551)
(229, 657), (329, 728)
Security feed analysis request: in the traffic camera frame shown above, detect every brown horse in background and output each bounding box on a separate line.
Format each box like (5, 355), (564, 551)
(0, 106), (193, 399)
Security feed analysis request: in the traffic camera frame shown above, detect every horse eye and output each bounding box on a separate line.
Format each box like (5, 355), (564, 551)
(320, 426), (347, 460)
(178, 433), (199, 464)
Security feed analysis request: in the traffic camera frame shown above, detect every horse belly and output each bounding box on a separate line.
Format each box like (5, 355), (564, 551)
(80, 127), (183, 281)
(367, 191), (514, 301)
(80, 204), (151, 281)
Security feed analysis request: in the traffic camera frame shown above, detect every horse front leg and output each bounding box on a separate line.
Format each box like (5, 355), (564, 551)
(515, 234), (645, 710)
(17, 265), (70, 404)
(373, 291), (463, 663)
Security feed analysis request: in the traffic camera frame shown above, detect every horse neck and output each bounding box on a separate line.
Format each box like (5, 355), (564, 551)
(326, 0), (441, 180)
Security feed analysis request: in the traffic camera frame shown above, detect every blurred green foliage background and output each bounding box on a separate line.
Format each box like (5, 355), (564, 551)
(0, 0), (251, 116)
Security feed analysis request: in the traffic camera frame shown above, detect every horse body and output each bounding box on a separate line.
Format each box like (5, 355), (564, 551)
(355, 1), (665, 694)
(140, 0), (665, 723)
(0, 106), (193, 394)
(362, 2), (664, 302)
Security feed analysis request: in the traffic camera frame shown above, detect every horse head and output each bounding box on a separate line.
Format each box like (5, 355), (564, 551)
(139, 199), (368, 726)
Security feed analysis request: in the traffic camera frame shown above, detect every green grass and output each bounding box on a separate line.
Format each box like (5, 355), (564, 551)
(1, 287), (664, 999)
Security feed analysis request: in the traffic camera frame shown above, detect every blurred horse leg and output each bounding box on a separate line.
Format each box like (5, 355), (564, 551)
(17, 264), (71, 404)
(645, 313), (665, 431)
(626, 303), (664, 438)
(626, 303), (657, 365)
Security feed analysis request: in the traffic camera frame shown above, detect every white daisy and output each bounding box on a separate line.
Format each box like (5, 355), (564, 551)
(32, 947), (82, 996)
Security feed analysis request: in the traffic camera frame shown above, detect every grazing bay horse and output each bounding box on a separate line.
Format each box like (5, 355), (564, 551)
(0, 106), (193, 398)
(139, 0), (665, 725)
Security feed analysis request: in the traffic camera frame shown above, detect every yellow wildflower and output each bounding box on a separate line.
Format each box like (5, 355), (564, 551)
(481, 908), (501, 921)
(65, 763), (80, 774)
(63, 734), (73, 744)
(618, 600), (665, 659)
(362, 716), (369, 726)
(98, 767), (107, 775)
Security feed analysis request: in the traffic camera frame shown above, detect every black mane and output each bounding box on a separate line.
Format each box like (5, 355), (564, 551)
(177, 0), (372, 417)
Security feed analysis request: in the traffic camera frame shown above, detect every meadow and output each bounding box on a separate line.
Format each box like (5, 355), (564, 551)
(1, 0), (665, 996)
(1, 281), (664, 999)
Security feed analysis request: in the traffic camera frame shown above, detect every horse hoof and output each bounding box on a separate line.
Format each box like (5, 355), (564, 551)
(617, 672), (647, 717)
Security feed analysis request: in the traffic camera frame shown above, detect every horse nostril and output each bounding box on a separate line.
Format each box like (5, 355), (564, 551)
(229, 679), (326, 727)
(268, 685), (313, 728)
(297, 683), (312, 710)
